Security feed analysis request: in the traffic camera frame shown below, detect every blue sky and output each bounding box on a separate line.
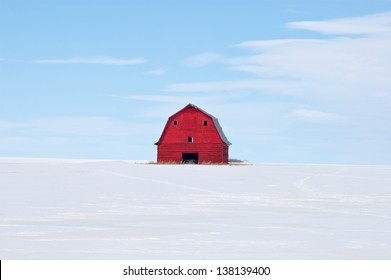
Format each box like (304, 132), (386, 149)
(1, 0), (391, 164)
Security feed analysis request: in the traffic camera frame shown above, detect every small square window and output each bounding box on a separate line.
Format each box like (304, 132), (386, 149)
(173, 120), (178, 125)
(203, 120), (208, 126)
(188, 137), (193, 143)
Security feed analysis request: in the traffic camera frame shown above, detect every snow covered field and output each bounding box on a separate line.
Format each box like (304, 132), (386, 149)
(0, 158), (390, 259)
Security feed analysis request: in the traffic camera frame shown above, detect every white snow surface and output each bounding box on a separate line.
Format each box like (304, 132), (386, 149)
(0, 158), (390, 259)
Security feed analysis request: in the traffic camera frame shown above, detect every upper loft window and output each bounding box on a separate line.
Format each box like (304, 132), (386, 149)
(203, 120), (208, 126)
(188, 137), (193, 143)
(173, 120), (178, 125)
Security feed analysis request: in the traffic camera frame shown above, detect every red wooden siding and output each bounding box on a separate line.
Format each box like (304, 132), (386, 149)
(155, 104), (231, 164)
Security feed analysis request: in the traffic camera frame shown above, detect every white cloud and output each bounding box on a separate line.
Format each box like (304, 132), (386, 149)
(0, 117), (148, 136)
(122, 95), (188, 103)
(114, 92), (246, 105)
(171, 12), (391, 99)
(233, 37), (391, 96)
(292, 108), (348, 124)
(166, 79), (306, 93)
(182, 52), (222, 67)
(236, 39), (321, 50)
(222, 13), (391, 107)
(33, 56), (147, 65)
(144, 68), (166, 75)
(0, 117), (158, 159)
(288, 11), (391, 35)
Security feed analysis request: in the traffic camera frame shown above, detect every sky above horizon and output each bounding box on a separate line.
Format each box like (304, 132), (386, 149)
(1, 0), (391, 164)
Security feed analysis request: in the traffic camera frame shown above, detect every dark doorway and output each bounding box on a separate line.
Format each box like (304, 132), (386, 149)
(182, 153), (199, 164)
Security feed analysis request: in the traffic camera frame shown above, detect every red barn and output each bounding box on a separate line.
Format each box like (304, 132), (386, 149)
(155, 104), (231, 164)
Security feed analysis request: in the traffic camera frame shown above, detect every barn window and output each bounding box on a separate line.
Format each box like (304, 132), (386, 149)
(173, 120), (178, 125)
(203, 120), (208, 126)
(188, 137), (193, 143)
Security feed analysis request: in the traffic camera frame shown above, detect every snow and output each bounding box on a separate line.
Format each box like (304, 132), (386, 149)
(0, 158), (390, 259)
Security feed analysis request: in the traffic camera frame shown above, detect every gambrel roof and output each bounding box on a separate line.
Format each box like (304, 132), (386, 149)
(155, 104), (231, 145)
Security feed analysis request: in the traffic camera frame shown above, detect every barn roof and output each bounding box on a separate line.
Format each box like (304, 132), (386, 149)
(155, 104), (231, 145)
(186, 104), (232, 145)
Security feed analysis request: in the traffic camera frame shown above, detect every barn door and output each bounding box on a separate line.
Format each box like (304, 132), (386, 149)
(182, 153), (199, 164)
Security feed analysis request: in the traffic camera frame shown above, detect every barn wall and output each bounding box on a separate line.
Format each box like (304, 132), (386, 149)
(157, 143), (229, 164)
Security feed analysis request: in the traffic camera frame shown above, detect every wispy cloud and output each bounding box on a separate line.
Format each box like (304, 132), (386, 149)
(234, 37), (391, 89)
(226, 13), (391, 101)
(236, 39), (321, 50)
(169, 12), (391, 97)
(182, 52), (222, 67)
(292, 108), (348, 125)
(166, 79), (306, 93)
(113, 92), (245, 104)
(288, 11), (391, 35)
(33, 56), (147, 65)
(143, 68), (166, 75)
(0, 117), (139, 136)
(121, 95), (187, 103)
(0, 117), (158, 159)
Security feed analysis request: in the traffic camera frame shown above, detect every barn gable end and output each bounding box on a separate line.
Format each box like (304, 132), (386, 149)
(155, 104), (231, 164)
